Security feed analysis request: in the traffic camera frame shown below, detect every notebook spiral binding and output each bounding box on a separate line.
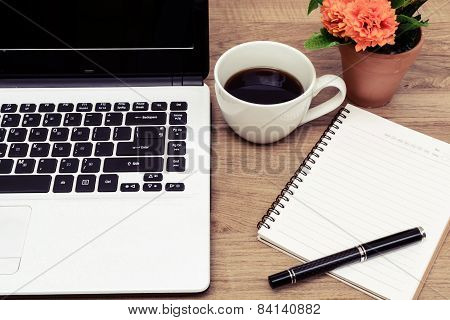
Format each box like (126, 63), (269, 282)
(257, 108), (351, 230)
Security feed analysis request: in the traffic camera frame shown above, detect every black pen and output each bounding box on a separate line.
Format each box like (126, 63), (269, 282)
(268, 227), (426, 289)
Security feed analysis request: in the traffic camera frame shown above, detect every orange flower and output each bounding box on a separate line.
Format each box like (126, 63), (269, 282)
(320, 0), (352, 38)
(343, 0), (399, 51)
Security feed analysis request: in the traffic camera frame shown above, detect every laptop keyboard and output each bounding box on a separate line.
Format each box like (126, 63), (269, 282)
(0, 102), (188, 194)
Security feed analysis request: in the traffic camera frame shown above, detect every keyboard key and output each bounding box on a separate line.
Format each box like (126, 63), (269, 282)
(167, 157), (186, 172)
(1, 114), (21, 127)
(39, 103), (55, 113)
(52, 143), (72, 157)
(0, 159), (14, 174)
(125, 112), (167, 126)
(92, 127), (111, 141)
(170, 102), (188, 111)
(81, 158), (101, 173)
(165, 183), (185, 192)
(22, 113), (42, 127)
(71, 127), (90, 141)
(135, 126), (166, 140)
(29, 128), (48, 142)
(104, 157), (164, 173)
(113, 127), (132, 141)
(20, 104), (36, 113)
(15, 159), (36, 174)
(95, 142), (114, 157)
(50, 128), (69, 142)
(58, 103), (74, 112)
(37, 159), (58, 173)
(105, 113), (123, 126)
(168, 141), (186, 155)
(143, 183), (162, 192)
(133, 102), (149, 111)
(59, 158), (79, 173)
(151, 102), (167, 111)
(114, 102), (130, 111)
(144, 173), (163, 182)
(1, 104), (18, 113)
(53, 175), (74, 193)
(168, 126), (187, 140)
(8, 143), (29, 157)
(116, 140), (165, 156)
(76, 175), (96, 193)
(0, 128), (5, 142)
(98, 174), (119, 192)
(43, 113), (62, 127)
(0, 144), (7, 157)
(169, 112), (187, 125)
(7, 128), (28, 142)
(64, 113), (82, 126)
(30, 143), (50, 157)
(121, 183), (140, 192)
(73, 142), (93, 157)
(84, 113), (103, 126)
(95, 103), (111, 112)
(76, 103), (93, 112)
(0, 175), (51, 193)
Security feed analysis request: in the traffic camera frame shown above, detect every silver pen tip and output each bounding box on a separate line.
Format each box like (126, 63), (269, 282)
(418, 226), (426, 239)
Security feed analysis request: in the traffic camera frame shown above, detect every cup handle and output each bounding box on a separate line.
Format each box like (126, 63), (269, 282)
(300, 75), (347, 125)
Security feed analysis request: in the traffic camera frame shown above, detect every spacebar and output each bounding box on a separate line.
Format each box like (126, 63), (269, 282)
(0, 175), (52, 193)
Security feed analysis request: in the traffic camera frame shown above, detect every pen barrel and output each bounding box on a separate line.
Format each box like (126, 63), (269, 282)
(291, 247), (361, 280)
(269, 248), (361, 289)
(362, 227), (425, 259)
(268, 227), (425, 289)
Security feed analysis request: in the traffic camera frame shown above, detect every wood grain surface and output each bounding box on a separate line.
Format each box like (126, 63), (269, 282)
(194, 0), (450, 300)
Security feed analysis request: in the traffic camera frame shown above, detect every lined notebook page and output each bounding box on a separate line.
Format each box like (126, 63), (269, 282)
(258, 104), (450, 299)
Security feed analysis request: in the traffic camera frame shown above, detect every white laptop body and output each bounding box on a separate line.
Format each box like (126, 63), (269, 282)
(0, 0), (211, 295)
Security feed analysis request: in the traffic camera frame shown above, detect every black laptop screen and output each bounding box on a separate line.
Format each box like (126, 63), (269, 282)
(0, 0), (194, 50)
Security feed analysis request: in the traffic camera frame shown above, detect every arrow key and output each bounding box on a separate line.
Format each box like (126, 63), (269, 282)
(165, 183), (185, 192)
(121, 183), (140, 192)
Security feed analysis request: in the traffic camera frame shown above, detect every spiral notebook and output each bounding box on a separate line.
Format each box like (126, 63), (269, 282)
(257, 104), (450, 300)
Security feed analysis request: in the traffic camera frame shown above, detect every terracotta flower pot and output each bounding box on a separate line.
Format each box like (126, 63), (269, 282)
(339, 31), (424, 107)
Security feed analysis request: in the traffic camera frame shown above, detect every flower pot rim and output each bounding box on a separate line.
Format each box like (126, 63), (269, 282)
(340, 29), (424, 59)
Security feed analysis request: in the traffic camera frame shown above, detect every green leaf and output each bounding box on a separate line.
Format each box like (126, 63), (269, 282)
(397, 14), (429, 33)
(320, 27), (347, 42)
(320, 28), (330, 37)
(304, 30), (341, 50)
(391, 0), (406, 9)
(391, 0), (414, 9)
(307, 0), (323, 15)
(398, 0), (428, 16)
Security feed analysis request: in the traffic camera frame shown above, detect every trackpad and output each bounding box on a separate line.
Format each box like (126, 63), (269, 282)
(0, 206), (31, 275)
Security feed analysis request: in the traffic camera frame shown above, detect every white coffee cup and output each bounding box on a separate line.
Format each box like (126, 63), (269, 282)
(214, 41), (347, 144)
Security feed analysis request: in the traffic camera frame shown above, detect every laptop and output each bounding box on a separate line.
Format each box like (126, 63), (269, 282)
(0, 0), (210, 295)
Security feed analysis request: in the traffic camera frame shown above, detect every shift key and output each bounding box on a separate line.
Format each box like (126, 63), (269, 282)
(104, 157), (164, 172)
(125, 112), (167, 126)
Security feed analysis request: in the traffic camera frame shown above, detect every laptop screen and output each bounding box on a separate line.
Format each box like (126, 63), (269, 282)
(0, 0), (194, 50)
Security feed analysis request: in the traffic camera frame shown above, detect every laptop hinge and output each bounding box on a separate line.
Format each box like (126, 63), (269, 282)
(0, 76), (203, 88)
(181, 75), (204, 86)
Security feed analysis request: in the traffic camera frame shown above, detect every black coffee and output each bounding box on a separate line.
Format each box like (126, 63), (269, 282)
(224, 68), (304, 105)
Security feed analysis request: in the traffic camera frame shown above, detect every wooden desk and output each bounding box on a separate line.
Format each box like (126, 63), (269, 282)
(200, 0), (450, 299)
